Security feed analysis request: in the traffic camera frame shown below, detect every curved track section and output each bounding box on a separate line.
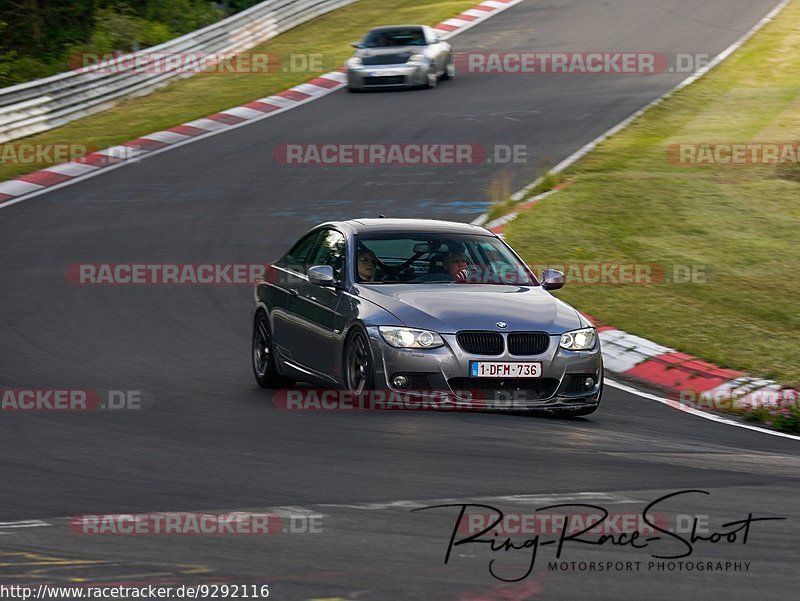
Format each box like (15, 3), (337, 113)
(1, 1), (796, 599)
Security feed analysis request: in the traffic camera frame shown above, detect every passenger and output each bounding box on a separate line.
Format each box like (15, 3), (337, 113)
(357, 248), (378, 282)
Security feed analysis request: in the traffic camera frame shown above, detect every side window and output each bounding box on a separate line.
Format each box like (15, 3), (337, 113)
(277, 231), (323, 274)
(309, 229), (347, 281)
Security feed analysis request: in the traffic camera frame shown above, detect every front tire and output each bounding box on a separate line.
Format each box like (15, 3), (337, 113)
(252, 311), (293, 389)
(343, 327), (374, 393)
(424, 65), (438, 89)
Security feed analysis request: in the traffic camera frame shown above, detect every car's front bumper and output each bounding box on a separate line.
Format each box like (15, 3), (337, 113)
(365, 327), (603, 412)
(347, 63), (428, 89)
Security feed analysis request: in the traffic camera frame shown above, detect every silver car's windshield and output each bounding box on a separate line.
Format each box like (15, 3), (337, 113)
(363, 28), (427, 48)
(355, 233), (537, 285)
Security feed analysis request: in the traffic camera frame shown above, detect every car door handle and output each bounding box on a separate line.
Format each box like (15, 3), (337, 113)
(287, 288), (299, 297)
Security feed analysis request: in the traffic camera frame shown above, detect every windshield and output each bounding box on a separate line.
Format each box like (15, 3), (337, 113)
(355, 233), (537, 286)
(363, 28), (426, 48)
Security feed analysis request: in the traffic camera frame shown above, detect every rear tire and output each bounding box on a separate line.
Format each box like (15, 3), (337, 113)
(442, 59), (454, 80)
(252, 311), (294, 389)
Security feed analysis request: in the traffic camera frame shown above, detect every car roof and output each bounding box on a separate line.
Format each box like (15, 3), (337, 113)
(366, 25), (426, 33)
(321, 218), (494, 236)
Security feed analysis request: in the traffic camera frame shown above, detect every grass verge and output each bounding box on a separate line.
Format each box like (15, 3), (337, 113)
(0, 0), (478, 182)
(505, 0), (800, 387)
(741, 405), (800, 434)
(486, 168), (566, 221)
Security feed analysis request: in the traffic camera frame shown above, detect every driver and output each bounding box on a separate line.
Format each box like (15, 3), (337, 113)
(357, 248), (377, 282)
(443, 250), (469, 281)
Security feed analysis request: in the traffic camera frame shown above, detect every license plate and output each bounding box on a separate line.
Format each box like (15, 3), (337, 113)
(470, 362), (542, 378)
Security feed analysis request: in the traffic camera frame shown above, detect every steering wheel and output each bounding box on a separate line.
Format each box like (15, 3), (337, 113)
(377, 271), (401, 282)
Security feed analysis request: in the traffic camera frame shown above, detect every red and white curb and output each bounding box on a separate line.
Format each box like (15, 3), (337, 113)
(433, 0), (526, 38)
(0, 0), (525, 211)
(595, 322), (797, 410)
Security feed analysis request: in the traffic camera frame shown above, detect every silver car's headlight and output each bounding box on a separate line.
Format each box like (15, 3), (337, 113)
(560, 327), (597, 351)
(347, 57), (363, 67)
(379, 327), (443, 349)
(408, 53), (427, 63)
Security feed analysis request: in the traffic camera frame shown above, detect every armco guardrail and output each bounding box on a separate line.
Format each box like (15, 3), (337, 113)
(0, 0), (356, 143)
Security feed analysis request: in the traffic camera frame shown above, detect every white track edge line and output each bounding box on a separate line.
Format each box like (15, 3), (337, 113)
(607, 378), (800, 441)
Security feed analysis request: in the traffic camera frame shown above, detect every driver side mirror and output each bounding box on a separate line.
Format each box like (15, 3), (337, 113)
(351, 42), (363, 49)
(308, 265), (336, 286)
(540, 269), (565, 291)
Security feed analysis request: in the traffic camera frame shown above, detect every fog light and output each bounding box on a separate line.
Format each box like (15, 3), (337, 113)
(393, 375), (409, 388)
(584, 377), (595, 389)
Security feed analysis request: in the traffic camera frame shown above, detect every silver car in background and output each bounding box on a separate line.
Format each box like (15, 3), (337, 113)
(346, 25), (454, 91)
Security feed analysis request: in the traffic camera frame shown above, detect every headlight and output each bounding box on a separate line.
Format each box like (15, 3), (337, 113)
(560, 327), (597, 351)
(379, 327), (444, 349)
(408, 53), (427, 64)
(347, 57), (362, 67)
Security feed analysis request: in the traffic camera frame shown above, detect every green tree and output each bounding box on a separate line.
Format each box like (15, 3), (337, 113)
(0, 0), (252, 85)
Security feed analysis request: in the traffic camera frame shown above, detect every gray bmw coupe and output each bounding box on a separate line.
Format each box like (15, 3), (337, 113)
(252, 219), (603, 415)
